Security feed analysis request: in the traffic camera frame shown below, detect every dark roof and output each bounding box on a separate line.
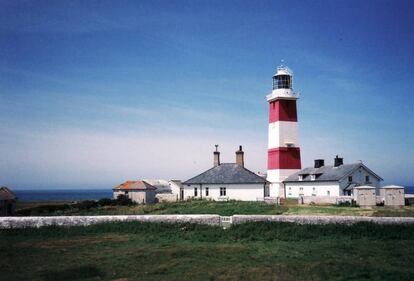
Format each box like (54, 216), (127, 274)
(0, 187), (17, 201)
(113, 181), (157, 191)
(183, 163), (269, 185)
(284, 163), (383, 183)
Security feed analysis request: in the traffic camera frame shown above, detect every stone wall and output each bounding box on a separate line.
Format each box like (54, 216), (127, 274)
(299, 196), (336, 205)
(0, 215), (221, 229)
(232, 215), (414, 225)
(156, 193), (178, 203)
(2, 214), (414, 229)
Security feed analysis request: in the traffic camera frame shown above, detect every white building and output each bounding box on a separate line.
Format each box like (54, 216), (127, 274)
(283, 156), (383, 198)
(113, 180), (157, 204)
(182, 146), (270, 201)
(169, 180), (183, 200)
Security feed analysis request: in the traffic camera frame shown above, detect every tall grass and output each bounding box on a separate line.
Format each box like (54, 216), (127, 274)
(2, 221), (414, 281)
(3, 221), (414, 242)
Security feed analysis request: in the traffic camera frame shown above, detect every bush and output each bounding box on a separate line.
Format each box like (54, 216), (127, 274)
(116, 194), (135, 206)
(97, 198), (114, 206)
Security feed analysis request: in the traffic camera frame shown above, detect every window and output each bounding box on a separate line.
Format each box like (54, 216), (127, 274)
(312, 187), (316, 196)
(299, 187), (304, 196)
(205, 187), (209, 196)
(299, 175), (303, 181)
(327, 190), (330, 196)
(124, 191), (129, 195)
(220, 187), (226, 196)
(194, 188), (198, 197)
(310, 175), (316, 181)
(365, 176), (370, 182)
(273, 75), (292, 89)
(348, 176), (353, 182)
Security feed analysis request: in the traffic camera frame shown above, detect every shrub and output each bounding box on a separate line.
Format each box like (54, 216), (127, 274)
(116, 194), (135, 206)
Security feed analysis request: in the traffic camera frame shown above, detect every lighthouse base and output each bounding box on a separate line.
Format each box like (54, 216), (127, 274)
(267, 169), (299, 198)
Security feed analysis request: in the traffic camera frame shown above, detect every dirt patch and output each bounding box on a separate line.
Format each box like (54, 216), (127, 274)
(17, 234), (129, 249)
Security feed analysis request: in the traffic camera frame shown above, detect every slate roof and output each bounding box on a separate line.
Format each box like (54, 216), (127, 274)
(284, 163), (383, 183)
(113, 181), (157, 191)
(183, 163), (269, 185)
(0, 187), (17, 201)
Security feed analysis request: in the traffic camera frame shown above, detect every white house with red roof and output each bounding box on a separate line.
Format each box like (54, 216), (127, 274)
(113, 180), (157, 204)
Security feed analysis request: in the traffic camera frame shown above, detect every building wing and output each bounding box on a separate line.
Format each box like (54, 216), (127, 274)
(284, 163), (382, 183)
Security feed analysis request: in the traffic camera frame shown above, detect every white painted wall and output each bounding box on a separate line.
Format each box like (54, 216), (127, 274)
(267, 169), (299, 197)
(268, 121), (299, 148)
(183, 183), (267, 201)
(266, 89), (296, 101)
(284, 182), (340, 198)
(113, 190), (156, 204)
(168, 181), (182, 196)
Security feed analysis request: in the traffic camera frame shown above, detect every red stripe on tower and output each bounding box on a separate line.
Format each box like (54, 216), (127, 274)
(267, 148), (301, 169)
(268, 100), (298, 123)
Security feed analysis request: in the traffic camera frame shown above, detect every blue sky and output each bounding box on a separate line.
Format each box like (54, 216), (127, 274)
(1, 0), (413, 189)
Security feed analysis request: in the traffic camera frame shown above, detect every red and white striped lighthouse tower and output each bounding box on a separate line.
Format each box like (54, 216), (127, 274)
(266, 65), (301, 198)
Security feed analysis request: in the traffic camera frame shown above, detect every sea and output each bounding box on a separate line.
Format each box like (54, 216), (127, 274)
(12, 186), (414, 202)
(14, 189), (112, 202)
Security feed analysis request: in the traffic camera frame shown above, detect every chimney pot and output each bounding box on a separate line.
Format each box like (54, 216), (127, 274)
(314, 159), (324, 168)
(236, 145), (244, 167)
(213, 145), (220, 167)
(334, 155), (343, 167)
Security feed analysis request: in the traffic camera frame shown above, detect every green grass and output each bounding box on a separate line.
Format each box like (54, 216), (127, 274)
(1, 221), (414, 280)
(16, 200), (288, 216)
(16, 199), (414, 217)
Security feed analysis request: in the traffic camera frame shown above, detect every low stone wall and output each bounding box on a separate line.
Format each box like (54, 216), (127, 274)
(298, 196), (353, 205)
(0, 215), (221, 229)
(156, 193), (178, 203)
(232, 215), (414, 225)
(2, 214), (414, 229)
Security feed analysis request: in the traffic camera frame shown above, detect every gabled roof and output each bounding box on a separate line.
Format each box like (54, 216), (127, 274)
(183, 163), (269, 185)
(0, 186), (17, 201)
(113, 180), (157, 191)
(284, 163), (383, 183)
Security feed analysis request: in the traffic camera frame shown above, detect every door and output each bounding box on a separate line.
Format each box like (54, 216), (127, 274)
(180, 188), (184, 200)
(264, 185), (270, 198)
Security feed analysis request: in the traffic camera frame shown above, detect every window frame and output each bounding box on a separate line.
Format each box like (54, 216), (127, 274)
(194, 187), (198, 197)
(220, 187), (226, 196)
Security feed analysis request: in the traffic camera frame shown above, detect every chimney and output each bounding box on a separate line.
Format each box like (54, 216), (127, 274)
(314, 159), (324, 168)
(213, 145), (220, 167)
(236, 145), (244, 167)
(334, 155), (343, 167)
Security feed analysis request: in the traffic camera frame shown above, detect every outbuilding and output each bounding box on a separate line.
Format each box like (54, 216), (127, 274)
(380, 185), (405, 207)
(113, 180), (157, 204)
(354, 186), (376, 207)
(0, 186), (17, 216)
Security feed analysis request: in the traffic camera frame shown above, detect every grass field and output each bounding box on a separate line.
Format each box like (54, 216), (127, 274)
(16, 199), (414, 217)
(1, 221), (414, 280)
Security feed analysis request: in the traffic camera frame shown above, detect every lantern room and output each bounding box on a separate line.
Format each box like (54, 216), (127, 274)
(272, 66), (293, 90)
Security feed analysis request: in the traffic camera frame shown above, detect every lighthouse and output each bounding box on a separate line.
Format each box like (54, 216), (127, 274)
(266, 65), (301, 198)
